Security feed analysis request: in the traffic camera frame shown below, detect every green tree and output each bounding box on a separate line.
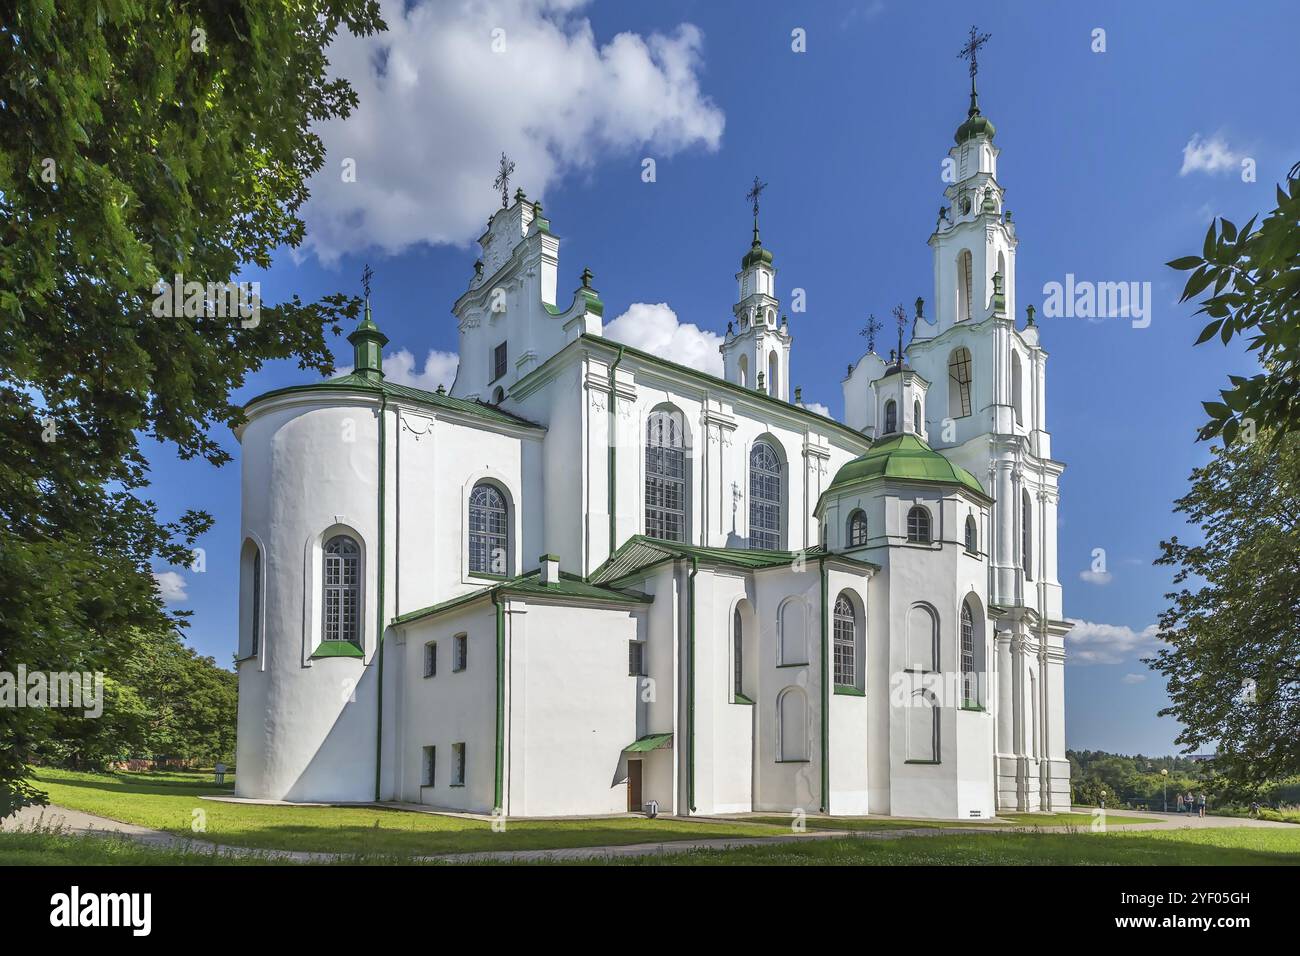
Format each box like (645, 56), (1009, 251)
(1147, 431), (1300, 794)
(1167, 163), (1300, 444)
(0, 1), (384, 816)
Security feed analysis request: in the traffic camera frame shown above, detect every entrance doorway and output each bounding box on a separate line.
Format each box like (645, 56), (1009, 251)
(627, 759), (643, 812)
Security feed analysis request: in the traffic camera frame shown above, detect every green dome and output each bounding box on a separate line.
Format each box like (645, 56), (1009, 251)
(954, 111), (995, 144)
(829, 433), (987, 498)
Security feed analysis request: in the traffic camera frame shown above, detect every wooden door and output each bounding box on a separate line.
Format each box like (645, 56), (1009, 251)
(627, 759), (643, 812)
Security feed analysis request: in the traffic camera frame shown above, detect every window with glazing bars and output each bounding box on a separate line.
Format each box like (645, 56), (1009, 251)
(323, 535), (361, 645)
(833, 593), (856, 686)
(645, 410), (686, 541)
(749, 441), (782, 550)
(469, 483), (508, 574)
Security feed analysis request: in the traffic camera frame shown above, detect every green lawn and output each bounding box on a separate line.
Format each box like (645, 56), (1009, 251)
(26, 768), (785, 856)
(747, 811), (1149, 832)
(600, 827), (1300, 866)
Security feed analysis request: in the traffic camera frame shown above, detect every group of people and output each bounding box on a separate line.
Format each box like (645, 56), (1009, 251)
(1175, 791), (1208, 817)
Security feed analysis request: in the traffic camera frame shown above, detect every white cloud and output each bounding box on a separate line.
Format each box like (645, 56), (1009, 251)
(604, 302), (723, 375)
(803, 401), (832, 418)
(303, 0), (725, 262)
(1179, 133), (1243, 176)
(1079, 568), (1113, 585)
(1121, 673), (1148, 685)
(1065, 619), (1159, 666)
(153, 571), (188, 604)
(384, 348), (460, 391)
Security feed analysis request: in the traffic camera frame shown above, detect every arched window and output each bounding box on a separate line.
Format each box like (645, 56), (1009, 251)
(833, 592), (857, 687)
(323, 535), (361, 646)
(948, 348), (972, 419)
(1011, 352), (1023, 426)
(957, 249), (973, 322)
(737, 354), (749, 388)
(645, 408), (687, 542)
(251, 548), (262, 656)
(906, 505), (931, 544)
(907, 603), (938, 672)
(733, 607), (744, 698)
(847, 509), (868, 548)
(964, 515), (977, 554)
(749, 440), (782, 551)
(961, 602), (975, 707)
(777, 687), (809, 761)
(913, 400), (922, 434)
(884, 399), (897, 434)
(778, 597), (807, 665)
(469, 482), (509, 574)
(767, 350), (779, 397)
(1022, 489), (1033, 579)
(241, 539), (263, 658)
(491, 385), (504, 404)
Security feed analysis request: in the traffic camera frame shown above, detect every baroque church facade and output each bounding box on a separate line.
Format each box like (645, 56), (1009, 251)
(234, 85), (1069, 819)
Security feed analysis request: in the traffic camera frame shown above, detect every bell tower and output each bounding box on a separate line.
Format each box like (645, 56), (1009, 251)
(720, 176), (792, 400)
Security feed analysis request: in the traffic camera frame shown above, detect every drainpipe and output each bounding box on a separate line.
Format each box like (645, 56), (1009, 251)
(493, 592), (505, 813)
(686, 555), (698, 813)
(819, 554), (829, 813)
(607, 345), (626, 557)
(373, 391), (388, 802)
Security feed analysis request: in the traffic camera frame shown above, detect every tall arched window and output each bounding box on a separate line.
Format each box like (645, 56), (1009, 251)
(645, 408), (687, 542)
(768, 351), (779, 397)
(1011, 352), (1023, 426)
(749, 440), (782, 551)
(1022, 489), (1033, 579)
(847, 509), (868, 548)
(913, 399), (922, 434)
(777, 687), (809, 761)
(251, 548), (262, 656)
(961, 602), (975, 707)
(907, 505), (931, 544)
(964, 515), (978, 553)
(833, 593), (857, 687)
(884, 400), (897, 434)
(733, 607), (744, 698)
(948, 347), (972, 419)
(957, 249), (973, 322)
(323, 535), (361, 646)
(241, 539), (263, 658)
(737, 354), (749, 388)
(469, 482), (509, 574)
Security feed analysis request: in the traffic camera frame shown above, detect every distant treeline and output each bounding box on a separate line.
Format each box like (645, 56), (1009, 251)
(1070, 749), (1300, 809)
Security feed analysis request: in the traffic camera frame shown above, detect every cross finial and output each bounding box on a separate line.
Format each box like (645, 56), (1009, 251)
(492, 152), (516, 209)
(958, 25), (992, 83)
(580, 267), (594, 290)
(892, 303), (908, 369)
(746, 175), (768, 224)
(361, 263), (374, 299)
(859, 313), (883, 353)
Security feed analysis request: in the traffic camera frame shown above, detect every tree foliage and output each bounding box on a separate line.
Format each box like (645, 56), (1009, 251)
(0, 1), (384, 816)
(1147, 431), (1300, 794)
(1167, 164), (1300, 444)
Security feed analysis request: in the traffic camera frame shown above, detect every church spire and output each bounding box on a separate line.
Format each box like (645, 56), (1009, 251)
(954, 26), (996, 143)
(348, 264), (388, 381)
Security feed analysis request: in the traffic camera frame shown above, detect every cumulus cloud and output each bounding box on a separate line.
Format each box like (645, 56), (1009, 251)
(1079, 568), (1113, 586)
(1121, 673), (1148, 685)
(1179, 133), (1243, 176)
(153, 571), (188, 604)
(1065, 619), (1159, 666)
(604, 302), (723, 376)
(803, 401), (832, 418)
(303, 0), (725, 262)
(338, 348), (460, 392)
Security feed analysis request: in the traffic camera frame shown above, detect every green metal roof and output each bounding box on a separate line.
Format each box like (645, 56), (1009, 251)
(828, 433), (988, 499)
(244, 372), (544, 431)
(624, 733), (673, 753)
(392, 569), (651, 628)
(591, 535), (877, 586)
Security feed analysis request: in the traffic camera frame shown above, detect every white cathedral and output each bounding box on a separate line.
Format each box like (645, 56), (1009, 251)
(233, 80), (1069, 820)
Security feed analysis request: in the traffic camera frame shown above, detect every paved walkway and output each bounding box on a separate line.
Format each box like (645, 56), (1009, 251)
(3, 803), (1292, 865)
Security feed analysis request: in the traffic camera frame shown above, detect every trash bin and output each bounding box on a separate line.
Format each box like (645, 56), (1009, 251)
(644, 800), (659, 819)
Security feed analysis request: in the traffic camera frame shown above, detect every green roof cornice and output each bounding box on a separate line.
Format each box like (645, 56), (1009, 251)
(825, 433), (990, 501)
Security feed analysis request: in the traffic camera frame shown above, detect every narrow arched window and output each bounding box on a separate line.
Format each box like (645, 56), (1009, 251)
(645, 408), (687, 542)
(957, 249), (973, 321)
(948, 348), (972, 419)
(737, 354), (749, 388)
(907, 505), (931, 544)
(251, 548), (262, 656)
(778, 687), (809, 762)
(323, 535), (361, 646)
(733, 607), (744, 698)
(884, 400), (897, 434)
(847, 509), (868, 548)
(749, 440), (782, 551)
(961, 602), (975, 707)
(913, 400), (922, 434)
(469, 483), (509, 574)
(964, 515), (977, 554)
(1011, 352), (1023, 426)
(1022, 489), (1033, 580)
(768, 350), (779, 397)
(833, 593), (857, 686)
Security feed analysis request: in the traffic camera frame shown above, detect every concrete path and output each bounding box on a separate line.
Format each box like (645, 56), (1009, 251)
(3, 803), (1292, 865)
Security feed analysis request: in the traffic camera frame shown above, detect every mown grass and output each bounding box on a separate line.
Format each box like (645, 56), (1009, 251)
(27, 768), (785, 856)
(747, 810), (1148, 832)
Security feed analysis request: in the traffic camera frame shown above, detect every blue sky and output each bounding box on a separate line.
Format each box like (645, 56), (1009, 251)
(144, 0), (1297, 756)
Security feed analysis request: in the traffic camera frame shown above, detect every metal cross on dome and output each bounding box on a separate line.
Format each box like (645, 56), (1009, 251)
(361, 263), (374, 299)
(746, 175), (767, 223)
(860, 313), (882, 353)
(958, 25), (992, 81)
(493, 152), (516, 209)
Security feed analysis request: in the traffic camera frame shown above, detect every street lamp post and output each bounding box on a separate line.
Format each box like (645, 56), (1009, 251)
(1161, 768), (1168, 812)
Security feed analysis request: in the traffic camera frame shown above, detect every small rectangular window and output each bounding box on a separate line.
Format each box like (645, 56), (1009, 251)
(453, 633), (467, 672)
(422, 746), (435, 786)
(423, 641), (437, 678)
(452, 742), (466, 786)
(629, 641), (645, 676)
(492, 342), (507, 382)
